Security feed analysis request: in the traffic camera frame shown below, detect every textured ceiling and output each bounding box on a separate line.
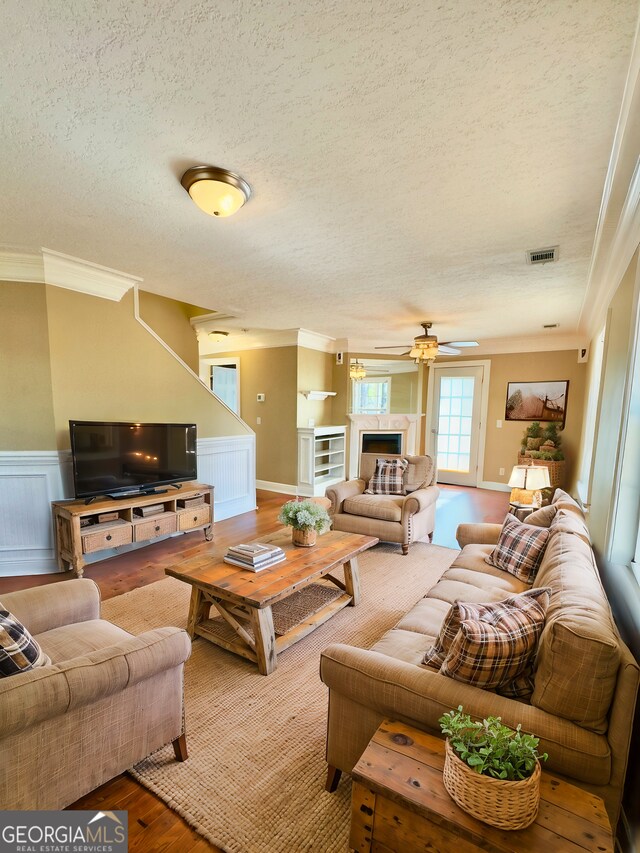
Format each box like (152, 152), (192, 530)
(1, 0), (637, 349)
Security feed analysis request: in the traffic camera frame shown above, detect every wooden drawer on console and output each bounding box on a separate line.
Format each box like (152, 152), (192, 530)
(82, 521), (132, 553)
(177, 505), (211, 531)
(133, 512), (177, 542)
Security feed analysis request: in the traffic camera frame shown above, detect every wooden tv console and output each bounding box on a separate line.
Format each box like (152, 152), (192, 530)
(52, 482), (213, 578)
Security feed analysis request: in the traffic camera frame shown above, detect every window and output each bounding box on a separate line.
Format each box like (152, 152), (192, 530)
(352, 379), (390, 414)
(576, 327), (605, 506)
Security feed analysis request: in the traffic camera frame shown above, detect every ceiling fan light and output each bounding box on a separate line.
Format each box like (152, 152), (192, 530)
(181, 166), (251, 217)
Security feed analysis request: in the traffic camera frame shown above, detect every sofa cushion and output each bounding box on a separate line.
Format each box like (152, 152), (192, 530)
(550, 507), (591, 544)
(526, 505), (557, 527)
(343, 494), (403, 522)
(403, 456), (435, 491)
(0, 609), (50, 676)
(371, 628), (435, 665)
(364, 458), (408, 495)
(438, 587), (551, 698)
(36, 619), (132, 665)
(532, 531), (620, 732)
(422, 587), (550, 673)
(486, 514), (549, 582)
(552, 488), (582, 512)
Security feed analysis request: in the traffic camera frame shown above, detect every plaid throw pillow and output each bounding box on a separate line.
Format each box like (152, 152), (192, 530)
(0, 609), (50, 678)
(422, 587), (549, 672)
(486, 513), (550, 582)
(364, 457), (408, 495)
(439, 587), (551, 698)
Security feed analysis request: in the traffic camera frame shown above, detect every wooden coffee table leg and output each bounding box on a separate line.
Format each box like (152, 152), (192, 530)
(343, 557), (361, 606)
(251, 606), (277, 675)
(186, 586), (209, 639)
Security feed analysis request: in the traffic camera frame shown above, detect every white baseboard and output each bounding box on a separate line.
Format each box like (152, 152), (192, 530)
(256, 479), (298, 495)
(478, 481), (511, 492)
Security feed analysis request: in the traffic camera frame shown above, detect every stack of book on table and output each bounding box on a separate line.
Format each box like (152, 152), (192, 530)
(224, 543), (286, 572)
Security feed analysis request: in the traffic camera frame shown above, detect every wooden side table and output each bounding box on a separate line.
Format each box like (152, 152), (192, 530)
(349, 719), (613, 853)
(508, 501), (537, 521)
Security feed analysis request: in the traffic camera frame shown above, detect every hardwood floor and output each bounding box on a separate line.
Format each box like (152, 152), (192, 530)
(3, 485), (508, 852)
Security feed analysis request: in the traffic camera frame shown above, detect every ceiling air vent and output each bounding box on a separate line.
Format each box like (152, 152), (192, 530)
(526, 246), (559, 265)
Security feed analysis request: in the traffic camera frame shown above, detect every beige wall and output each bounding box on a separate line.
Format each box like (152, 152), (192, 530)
(0, 282), (56, 450)
(138, 291), (202, 372)
(588, 252), (639, 554)
(331, 359), (349, 425)
(212, 346), (298, 485)
(433, 350), (586, 487)
(297, 347), (334, 428)
(45, 286), (250, 449)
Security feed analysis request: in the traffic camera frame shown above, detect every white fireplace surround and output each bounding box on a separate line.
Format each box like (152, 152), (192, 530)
(348, 414), (422, 479)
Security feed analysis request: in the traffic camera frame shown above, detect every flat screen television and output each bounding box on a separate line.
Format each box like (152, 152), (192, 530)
(69, 421), (197, 500)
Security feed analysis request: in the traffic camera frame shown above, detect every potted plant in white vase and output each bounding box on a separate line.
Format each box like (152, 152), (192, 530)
(278, 499), (331, 547)
(439, 706), (548, 831)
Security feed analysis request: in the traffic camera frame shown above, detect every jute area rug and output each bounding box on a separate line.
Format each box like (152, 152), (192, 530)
(102, 542), (457, 853)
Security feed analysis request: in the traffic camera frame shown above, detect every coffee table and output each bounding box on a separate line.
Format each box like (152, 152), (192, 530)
(166, 529), (378, 675)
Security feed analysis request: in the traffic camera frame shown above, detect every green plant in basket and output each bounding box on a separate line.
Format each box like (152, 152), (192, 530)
(278, 499), (330, 533)
(439, 706), (547, 781)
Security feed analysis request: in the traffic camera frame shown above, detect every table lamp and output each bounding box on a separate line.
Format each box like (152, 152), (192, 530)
(508, 464), (551, 508)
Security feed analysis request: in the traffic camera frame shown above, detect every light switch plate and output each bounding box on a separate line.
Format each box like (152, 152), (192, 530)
(256, 393), (265, 402)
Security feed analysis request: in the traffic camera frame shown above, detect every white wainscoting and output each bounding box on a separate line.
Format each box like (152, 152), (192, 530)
(0, 451), (72, 575)
(0, 436), (256, 576)
(196, 435), (256, 521)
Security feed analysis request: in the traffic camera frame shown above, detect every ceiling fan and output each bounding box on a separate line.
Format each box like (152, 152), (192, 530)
(375, 322), (479, 362)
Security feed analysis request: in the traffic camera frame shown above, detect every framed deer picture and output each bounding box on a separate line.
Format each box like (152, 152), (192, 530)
(505, 380), (569, 427)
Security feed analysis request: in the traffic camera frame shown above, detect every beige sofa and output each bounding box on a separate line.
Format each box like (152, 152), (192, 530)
(320, 491), (639, 828)
(327, 454), (439, 554)
(0, 579), (191, 809)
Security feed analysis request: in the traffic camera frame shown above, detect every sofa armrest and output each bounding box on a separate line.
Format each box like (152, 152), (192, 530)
(0, 627), (191, 739)
(0, 579), (101, 635)
(455, 522), (503, 549)
(320, 644), (609, 783)
(403, 486), (440, 515)
(326, 479), (365, 513)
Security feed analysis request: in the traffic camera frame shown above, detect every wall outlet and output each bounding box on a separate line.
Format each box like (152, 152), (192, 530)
(256, 393), (265, 402)
(499, 467), (505, 476)
(256, 416), (261, 425)
(496, 419), (502, 428)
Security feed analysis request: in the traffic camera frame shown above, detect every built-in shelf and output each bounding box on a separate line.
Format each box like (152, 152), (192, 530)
(297, 426), (346, 497)
(303, 391), (337, 401)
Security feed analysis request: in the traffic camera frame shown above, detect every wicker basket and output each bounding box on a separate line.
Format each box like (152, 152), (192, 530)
(291, 527), (317, 547)
(442, 739), (541, 831)
(517, 454), (565, 488)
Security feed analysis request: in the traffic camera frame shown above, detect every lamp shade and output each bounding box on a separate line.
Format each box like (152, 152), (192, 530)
(508, 465), (551, 491)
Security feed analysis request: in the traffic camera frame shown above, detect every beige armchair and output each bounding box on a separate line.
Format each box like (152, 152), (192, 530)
(0, 579), (191, 809)
(326, 454), (439, 554)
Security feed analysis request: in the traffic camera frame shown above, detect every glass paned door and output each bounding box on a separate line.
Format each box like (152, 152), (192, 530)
(431, 365), (484, 486)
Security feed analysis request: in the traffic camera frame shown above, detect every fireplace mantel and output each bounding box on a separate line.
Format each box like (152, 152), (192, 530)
(347, 414), (422, 478)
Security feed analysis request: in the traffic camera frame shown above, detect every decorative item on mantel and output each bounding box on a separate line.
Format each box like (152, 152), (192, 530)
(439, 706), (547, 831)
(278, 499), (331, 547)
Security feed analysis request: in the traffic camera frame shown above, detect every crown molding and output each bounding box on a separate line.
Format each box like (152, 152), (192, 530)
(0, 247), (142, 300)
(0, 251), (44, 283)
(298, 329), (336, 353)
(348, 333), (587, 357)
(41, 248), (142, 301)
(579, 14), (640, 338)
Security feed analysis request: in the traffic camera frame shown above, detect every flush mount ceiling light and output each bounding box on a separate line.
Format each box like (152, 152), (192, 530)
(180, 166), (251, 217)
(208, 330), (230, 342)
